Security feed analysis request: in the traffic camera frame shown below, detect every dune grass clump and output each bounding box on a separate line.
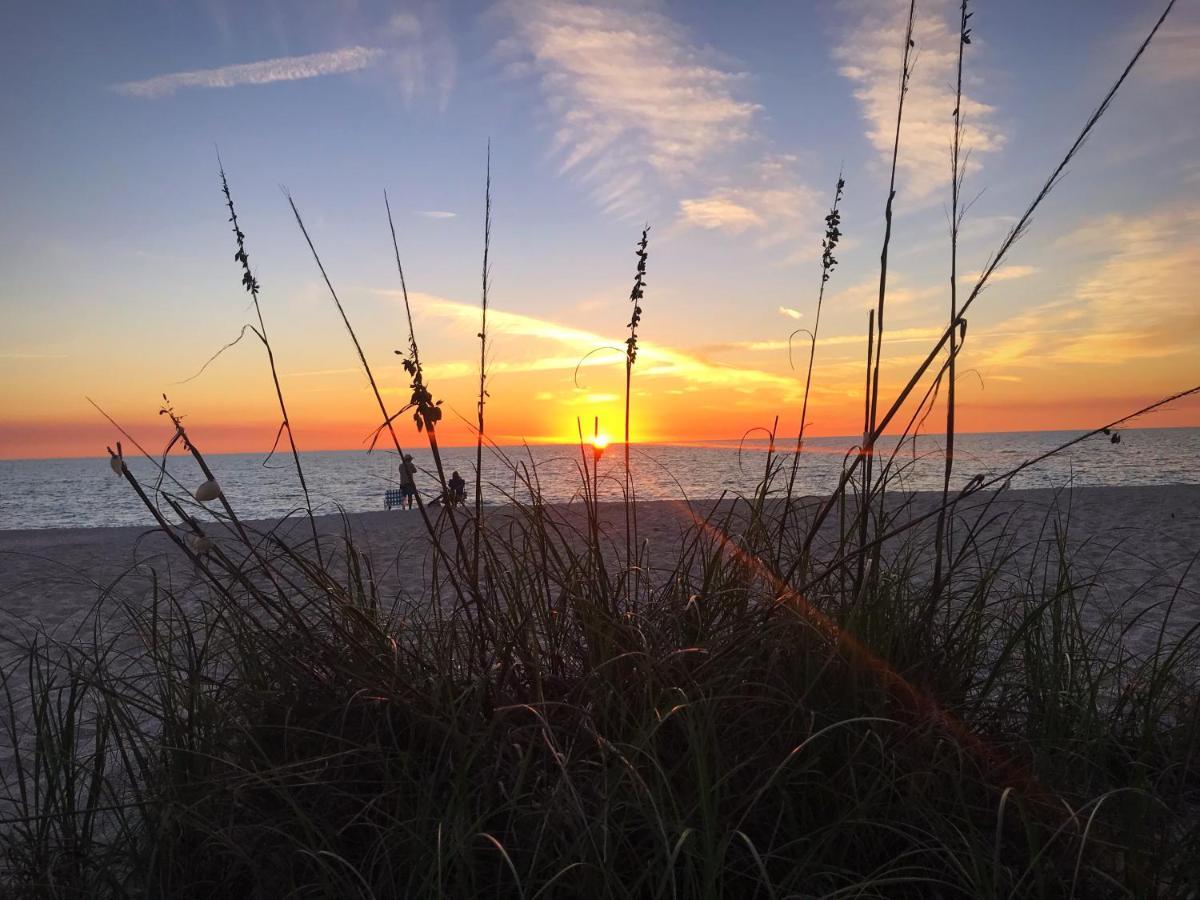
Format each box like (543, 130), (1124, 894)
(3, 482), (1199, 898)
(2, 2), (1199, 897)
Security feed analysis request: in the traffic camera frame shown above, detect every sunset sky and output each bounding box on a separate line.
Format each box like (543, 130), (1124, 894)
(1, 0), (1198, 459)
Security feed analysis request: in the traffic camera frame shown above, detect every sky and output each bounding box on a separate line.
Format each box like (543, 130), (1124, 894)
(1, 0), (1198, 459)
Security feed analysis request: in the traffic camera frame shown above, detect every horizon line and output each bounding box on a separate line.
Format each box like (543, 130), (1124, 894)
(2, 423), (1197, 464)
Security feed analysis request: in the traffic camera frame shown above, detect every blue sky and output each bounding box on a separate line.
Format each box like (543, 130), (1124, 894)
(1, 0), (1197, 457)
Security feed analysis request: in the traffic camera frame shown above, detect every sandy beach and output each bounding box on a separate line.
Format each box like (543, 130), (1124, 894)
(16, 483), (1197, 803)
(3, 484), (1198, 653)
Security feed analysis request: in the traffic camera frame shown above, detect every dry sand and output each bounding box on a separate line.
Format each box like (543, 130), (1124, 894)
(2, 485), (1199, 655)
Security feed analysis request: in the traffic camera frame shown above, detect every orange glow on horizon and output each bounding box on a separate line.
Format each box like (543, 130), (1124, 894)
(3, 386), (1199, 461)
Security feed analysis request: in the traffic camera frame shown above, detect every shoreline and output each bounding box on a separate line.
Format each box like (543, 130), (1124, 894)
(3, 480), (1200, 537)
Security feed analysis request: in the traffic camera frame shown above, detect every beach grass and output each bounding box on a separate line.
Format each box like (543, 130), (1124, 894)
(3, 488), (1199, 898)
(3, 2), (1199, 897)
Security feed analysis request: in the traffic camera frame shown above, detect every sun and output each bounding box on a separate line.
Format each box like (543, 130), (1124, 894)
(592, 433), (610, 451)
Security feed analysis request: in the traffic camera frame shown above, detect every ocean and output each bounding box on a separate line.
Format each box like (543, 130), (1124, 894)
(1, 428), (1197, 530)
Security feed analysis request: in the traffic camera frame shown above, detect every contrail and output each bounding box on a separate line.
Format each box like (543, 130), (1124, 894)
(113, 46), (384, 98)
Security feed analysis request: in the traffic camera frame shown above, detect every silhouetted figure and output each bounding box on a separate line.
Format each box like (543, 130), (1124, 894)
(448, 470), (467, 507)
(399, 454), (417, 510)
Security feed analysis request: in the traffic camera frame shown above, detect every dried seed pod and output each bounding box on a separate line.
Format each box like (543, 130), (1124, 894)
(109, 456), (123, 475)
(194, 479), (222, 502)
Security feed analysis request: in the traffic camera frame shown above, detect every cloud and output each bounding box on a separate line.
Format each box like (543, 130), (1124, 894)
(499, 0), (756, 211)
(834, 0), (1004, 201)
(376, 290), (801, 394)
(827, 273), (941, 311)
(958, 264), (1038, 285)
(778, 306), (804, 320)
(113, 46), (385, 98)
(498, 1), (828, 260)
(680, 197), (764, 233)
(677, 155), (823, 248)
(1142, 22), (1200, 83)
(702, 325), (947, 357)
(382, 10), (457, 108)
(416, 210), (457, 219)
(973, 209), (1200, 371)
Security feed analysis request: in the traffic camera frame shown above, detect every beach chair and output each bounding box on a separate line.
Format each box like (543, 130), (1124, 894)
(385, 488), (404, 510)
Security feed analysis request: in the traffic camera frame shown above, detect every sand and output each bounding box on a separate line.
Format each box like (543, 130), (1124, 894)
(2, 486), (1199, 651)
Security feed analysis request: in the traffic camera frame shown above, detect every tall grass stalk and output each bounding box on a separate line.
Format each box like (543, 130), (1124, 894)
(474, 143), (493, 583)
(858, 0), (916, 598)
(384, 191), (449, 495)
(383, 191), (476, 580)
(779, 173), (844, 565)
(932, 0), (972, 602)
(624, 227), (648, 606)
(285, 191), (465, 607)
(218, 161), (322, 559)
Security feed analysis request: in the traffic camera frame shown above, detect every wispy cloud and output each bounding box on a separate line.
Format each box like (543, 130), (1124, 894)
(834, 0), (1004, 201)
(382, 10), (457, 109)
(495, 0), (832, 252)
(415, 210), (457, 219)
(959, 264), (1038, 285)
(498, 0), (758, 216)
(973, 209), (1200, 371)
(678, 155), (822, 247)
(1142, 21), (1200, 83)
(113, 46), (385, 98)
(702, 325), (947, 357)
(778, 306), (804, 320)
(373, 290), (801, 394)
(827, 273), (940, 311)
(680, 196), (763, 233)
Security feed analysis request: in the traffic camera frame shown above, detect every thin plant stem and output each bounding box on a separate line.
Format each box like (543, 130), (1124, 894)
(384, 191), (471, 567)
(218, 159), (322, 560)
(932, 0), (971, 600)
(856, 308), (875, 594)
(859, 0), (916, 598)
(624, 227), (648, 609)
(474, 142), (492, 584)
(285, 191), (465, 606)
(779, 173), (845, 564)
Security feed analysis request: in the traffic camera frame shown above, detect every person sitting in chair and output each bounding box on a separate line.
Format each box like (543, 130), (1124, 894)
(448, 470), (466, 507)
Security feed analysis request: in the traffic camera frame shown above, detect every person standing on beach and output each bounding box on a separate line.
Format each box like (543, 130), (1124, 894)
(399, 454), (417, 510)
(448, 470), (466, 507)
